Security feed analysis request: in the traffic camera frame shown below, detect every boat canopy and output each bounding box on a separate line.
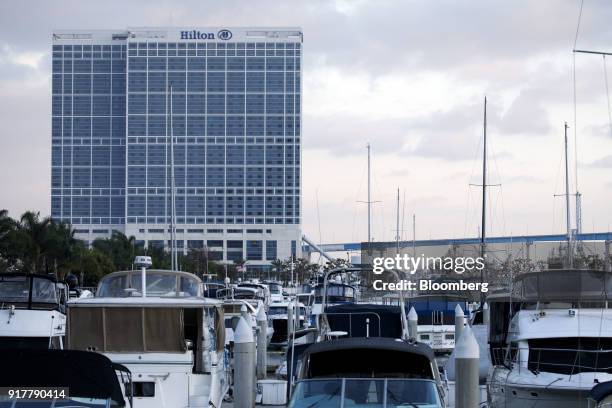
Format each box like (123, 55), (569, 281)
(0, 349), (126, 406)
(299, 337), (435, 380)
(96, 269), (203, 298)
(0, 273), (65, 309)
(67, 298), (224, 354)
(513, 269), (612, 301)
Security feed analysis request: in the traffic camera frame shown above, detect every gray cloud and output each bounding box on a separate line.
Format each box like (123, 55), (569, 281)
(587, 155), (612, 168)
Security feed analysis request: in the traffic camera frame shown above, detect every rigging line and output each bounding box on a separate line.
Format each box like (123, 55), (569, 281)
(573, 0), (584, 193)
(401, 189), (406, 243)
(489, 133), (507, 236)
(315, 189), (322, 264)
(350, 159), (367, 242)
(464, 124), (484, 238)
(603, 55), (612, 138)
(552, 137), (565, 234)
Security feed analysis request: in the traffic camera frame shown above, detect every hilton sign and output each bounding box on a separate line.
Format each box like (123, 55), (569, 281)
(180, 29), (233, 40)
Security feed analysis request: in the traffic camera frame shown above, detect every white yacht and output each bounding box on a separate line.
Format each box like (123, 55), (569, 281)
(488, 269), (612, 408)
(263, 280), (285, 303)
(236, 281), (271, 308)
(67, 267), (230, 408)
(0, 273), (71, 349)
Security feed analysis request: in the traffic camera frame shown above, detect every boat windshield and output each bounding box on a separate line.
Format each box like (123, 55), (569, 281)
(289, 378), (441, 408)
(315, 284), (355, 302)
(97, 271), (200, 297)
(267, 283), (282, 294)
(0, 275), (58, 304)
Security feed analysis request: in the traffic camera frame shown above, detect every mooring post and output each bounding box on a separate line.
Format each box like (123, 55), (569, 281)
(234, 317), (256, 408)
(455, 325), (480, 408)
(408, 306), (418, 340)
(483, 302), (490, 326)
(455, 304), (465, 342)
(256, 306), (268, 379)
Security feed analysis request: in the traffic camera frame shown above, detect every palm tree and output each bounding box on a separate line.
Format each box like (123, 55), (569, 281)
(270, 259), (285, 282)
(93, 231), (137, 271)
(17, 211), (52, 273)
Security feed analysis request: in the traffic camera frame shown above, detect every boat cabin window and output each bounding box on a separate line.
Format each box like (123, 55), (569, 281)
(268, 305), (306, 316)
(314, 285), (355, 302)
(526, 338), (612, 375)
(126, 382), (155, 398)
(0, 275), (58, 306)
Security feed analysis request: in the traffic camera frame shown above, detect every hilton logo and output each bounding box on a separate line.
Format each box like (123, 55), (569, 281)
(180, 29), (233, 40)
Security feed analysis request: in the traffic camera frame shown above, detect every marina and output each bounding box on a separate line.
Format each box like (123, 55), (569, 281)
(2, 1), (612, 407)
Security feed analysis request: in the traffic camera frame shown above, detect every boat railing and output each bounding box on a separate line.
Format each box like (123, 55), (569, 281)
(323, 311), (382, 338)
(491, 346), (612, 377)
(216, 287), (233, 300)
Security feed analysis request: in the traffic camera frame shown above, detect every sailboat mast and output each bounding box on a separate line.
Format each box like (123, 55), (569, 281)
(367, 143), (371, 244)
(564, 122), (573, 267)
(481, 97), (487, 259)
(170, 86), (177, 271)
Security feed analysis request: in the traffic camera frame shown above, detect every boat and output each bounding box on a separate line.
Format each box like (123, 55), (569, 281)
(487, 269), (612, 408)
(406, 294), (470, 354)
(0, 273), (74, 350)
(284, 267), (446, 407)
(0, 348), (130, 407)
(263, 280), (285, 303)
(236, 281), (271, 307)
(67, 266), (230, 408)
(288, 338), (445, 408)
(268, 300), (307, 345)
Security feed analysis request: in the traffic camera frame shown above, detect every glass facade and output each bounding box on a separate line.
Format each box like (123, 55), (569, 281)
(51, 28), (302, 264)
(51, 43), (127, 226)
(124, 38), (301, 226)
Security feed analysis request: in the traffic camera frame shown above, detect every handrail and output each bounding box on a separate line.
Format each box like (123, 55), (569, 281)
(323, 311), (383, 338)
(490, 346), (612, 375)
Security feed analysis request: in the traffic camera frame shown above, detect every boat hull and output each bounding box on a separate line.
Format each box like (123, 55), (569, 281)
(488, 366), (610, 408)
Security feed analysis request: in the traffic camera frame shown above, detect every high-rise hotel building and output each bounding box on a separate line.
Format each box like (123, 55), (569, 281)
(51, 28), (302, 270)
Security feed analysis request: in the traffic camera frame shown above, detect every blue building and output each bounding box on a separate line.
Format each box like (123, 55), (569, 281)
(51, 28), (302, 269)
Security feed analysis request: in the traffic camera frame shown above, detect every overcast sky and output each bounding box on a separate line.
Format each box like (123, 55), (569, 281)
(1, 0), (612, 245)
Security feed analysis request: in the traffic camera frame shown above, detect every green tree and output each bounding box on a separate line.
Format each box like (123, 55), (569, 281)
(92, 231), (137, 270)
